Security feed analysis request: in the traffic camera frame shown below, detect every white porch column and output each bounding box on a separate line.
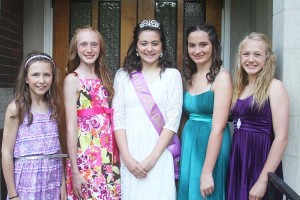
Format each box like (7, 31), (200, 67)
(273, 0), (300, 193)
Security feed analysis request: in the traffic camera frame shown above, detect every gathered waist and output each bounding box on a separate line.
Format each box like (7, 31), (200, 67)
(15, 153), (68, 161)
(77, 107), (113, 117)
(189, 113), (212, 122)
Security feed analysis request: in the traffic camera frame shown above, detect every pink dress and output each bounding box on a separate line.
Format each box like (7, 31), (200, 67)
(66, 73), (121, 199)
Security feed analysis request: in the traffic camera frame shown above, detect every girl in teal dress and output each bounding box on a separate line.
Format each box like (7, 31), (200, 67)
(177, 23), (232, 200)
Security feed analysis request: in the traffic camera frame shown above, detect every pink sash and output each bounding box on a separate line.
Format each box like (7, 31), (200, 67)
(130, 71), (181, 179)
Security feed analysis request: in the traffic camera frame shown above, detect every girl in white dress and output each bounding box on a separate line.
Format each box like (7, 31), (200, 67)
(112, 19), (183, 200)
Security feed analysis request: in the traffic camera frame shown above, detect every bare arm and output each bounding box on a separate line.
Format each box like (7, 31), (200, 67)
(249, 79), (289, 199)
(200, 70), (233, 197)
(1, 101), (20, 198)
(63, 74), (87, 198)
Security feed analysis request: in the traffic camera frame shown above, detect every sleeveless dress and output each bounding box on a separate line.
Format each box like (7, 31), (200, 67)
(12, 110), (63, 200)
(66, 74), (121, 199)
(112, 68), (182, 200)
(227, 96), (283, 200)
(177, 89), (231, 200)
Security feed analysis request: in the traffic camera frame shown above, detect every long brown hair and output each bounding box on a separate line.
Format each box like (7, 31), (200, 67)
(183, 22), (222, 85)
(232, 32), (276, 109)
(12, 51), (60, 125)
(66, 26), (114, 101)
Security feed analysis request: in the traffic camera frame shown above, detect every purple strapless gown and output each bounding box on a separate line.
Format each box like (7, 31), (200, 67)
(227, 96), (283, 200)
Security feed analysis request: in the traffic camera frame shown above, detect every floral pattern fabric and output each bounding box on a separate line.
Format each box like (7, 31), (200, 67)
(66, 75), (121, 200)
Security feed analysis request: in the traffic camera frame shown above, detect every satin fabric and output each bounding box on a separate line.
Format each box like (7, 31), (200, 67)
(227, 96), (283, 200)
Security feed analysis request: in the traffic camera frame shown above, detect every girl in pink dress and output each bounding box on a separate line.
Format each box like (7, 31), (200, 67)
(64, 26), (121, 199)
(2, 51), (66, 200)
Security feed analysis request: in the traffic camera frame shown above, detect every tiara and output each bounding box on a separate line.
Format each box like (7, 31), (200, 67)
(25, 55), (55, 69)
(139, 20), (160, 29)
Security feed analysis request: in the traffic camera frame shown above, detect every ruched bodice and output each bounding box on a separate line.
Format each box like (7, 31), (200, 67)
(178, 91), (231, 200)
(227, 96), (282, 200)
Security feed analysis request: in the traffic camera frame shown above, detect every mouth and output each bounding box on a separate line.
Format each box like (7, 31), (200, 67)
(84, 55), (95, 59)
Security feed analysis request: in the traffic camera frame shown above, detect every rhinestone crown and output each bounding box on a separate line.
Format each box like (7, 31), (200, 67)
(139, 20), (160, 29)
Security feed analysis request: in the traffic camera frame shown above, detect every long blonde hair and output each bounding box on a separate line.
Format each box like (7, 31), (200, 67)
(232, 32), (276, 109)
(66, 26), (114, 102)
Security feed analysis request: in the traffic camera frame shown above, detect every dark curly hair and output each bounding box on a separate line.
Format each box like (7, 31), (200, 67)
(183, 22), (222, 85)
(123, 20), (176, 75)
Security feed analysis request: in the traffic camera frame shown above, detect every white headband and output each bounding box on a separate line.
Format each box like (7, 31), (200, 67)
(25, 55), (55, 69)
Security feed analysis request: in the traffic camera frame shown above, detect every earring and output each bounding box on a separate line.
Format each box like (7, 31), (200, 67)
(136, 51), (139, 57)
(160, 51), (163, 58)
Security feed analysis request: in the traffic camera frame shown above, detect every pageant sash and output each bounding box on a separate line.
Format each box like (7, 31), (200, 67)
(130, 71), (181, 179)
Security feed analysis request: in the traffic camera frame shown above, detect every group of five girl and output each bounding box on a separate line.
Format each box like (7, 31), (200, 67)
(2, 19), (289, 200)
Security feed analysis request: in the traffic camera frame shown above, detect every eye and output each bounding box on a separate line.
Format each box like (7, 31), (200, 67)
(200, 43), (207, 47)
(188, 44), (195, 48)
(242, 52), (249, 56)
(140, 42), (148, 46)
(91, 42), (99, 48)
(80, 42), (89, 48)
(254, 53), (263, 57)
(152, 42), (159, 46)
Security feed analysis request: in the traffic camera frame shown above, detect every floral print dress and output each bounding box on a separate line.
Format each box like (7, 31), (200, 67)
(66, 73), (121, 200)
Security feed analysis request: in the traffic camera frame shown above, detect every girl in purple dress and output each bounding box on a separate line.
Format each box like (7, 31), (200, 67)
(1, 51), (66, 200)
(227, 32), (289, 200)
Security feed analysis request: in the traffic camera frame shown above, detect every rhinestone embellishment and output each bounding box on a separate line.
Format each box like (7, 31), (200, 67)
(237, 118), (241, 129)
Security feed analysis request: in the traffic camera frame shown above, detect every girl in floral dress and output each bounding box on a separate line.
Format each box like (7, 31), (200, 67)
(64, 26), (121, 199)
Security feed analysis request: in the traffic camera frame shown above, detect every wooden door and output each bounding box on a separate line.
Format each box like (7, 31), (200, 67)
(53, 0), (221, 153)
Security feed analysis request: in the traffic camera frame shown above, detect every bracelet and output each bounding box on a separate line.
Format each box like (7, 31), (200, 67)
(8, 195), (19, 199)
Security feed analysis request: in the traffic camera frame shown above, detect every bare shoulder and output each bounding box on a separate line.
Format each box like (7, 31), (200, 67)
(6, 100), (18, 116)
(215, 68), (232, 84)
(64, 73), (79, 84)
(269, 78), (287, 94)
(269, 78), (289, 100)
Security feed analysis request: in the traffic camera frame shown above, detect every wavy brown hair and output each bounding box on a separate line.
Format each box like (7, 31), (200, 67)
(232, 32), (276, 109)
(12, 51), (60, 125)
(66, 26), (114, 101)
(183, 22), (222, 85)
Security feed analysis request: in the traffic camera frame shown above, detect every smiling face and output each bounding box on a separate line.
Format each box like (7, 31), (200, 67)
(136, 30), (162, 67)
(187, 30), (213, 68)
(240, 38), (268, 77)
(76, 29), (100, 67)
(26, 61), (53, 99)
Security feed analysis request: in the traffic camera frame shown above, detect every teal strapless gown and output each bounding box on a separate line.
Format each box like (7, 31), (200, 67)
(177, 91), (231, 200)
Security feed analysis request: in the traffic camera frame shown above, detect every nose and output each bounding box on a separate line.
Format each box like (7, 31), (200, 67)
(38, 76), (46, 84)
(248, 54), (255, 61)
(146, 44), (153, 52)
(87, 44), (93, 51)
(195, 45), (201, 53)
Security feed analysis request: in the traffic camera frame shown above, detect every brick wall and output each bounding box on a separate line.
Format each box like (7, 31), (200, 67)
(0, 0), (23, 86)
(0, 0), (23, 198)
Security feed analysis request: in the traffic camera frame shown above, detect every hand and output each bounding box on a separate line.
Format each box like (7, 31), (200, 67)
(72, 172), (88, 199)
(60, 179), (67, 200)
(200, 172), (214, 198)
(124, 156), (147, 179)
(140, 154), (157, 174)
(249, 180), (267, 200)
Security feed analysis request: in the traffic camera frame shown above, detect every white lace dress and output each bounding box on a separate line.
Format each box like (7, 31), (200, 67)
(112, 68), (183, 200)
